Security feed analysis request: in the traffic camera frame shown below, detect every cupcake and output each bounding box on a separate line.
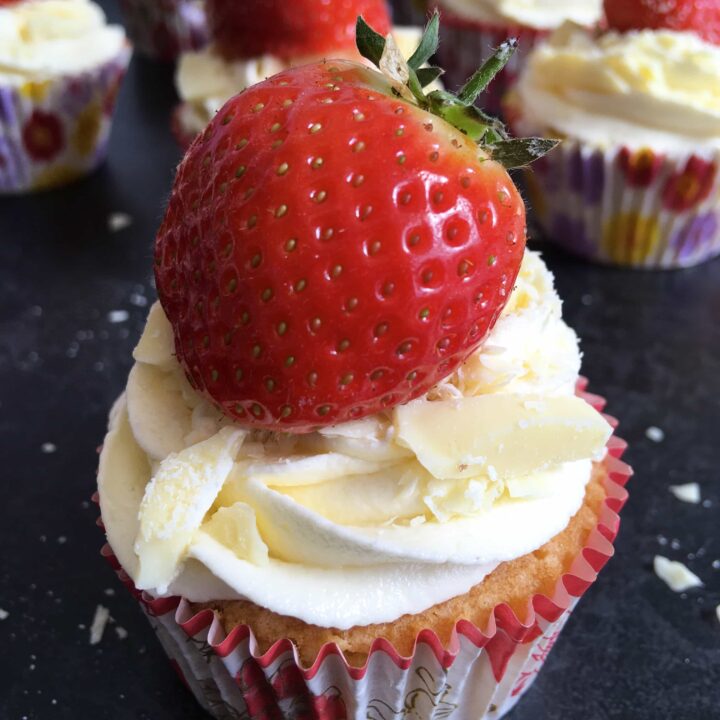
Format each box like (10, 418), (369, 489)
(118, 0), (208, 61)
(510, 2), (720, 268)
(0, 0), (131, 193)
(98, 16), (630, 720)
(434, 0), (603, 114)
(173, 0), (429, 147)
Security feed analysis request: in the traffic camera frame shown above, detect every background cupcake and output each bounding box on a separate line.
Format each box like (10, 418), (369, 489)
(433, 0), (603, 114)
(118, 0), (208, 61)
(174, 0), (429, 147)
(0, 0), (131, 193)
(510, 3), (720, 268)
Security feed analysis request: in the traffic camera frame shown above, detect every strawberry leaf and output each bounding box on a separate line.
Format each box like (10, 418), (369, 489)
(415, 66), (444, 87)
(489, 138), (560, 169)
(457, 39), (518, 106)
(407, 11), (440, 70)
(357, 15), (558, 167)
(356, 15), (386, 66)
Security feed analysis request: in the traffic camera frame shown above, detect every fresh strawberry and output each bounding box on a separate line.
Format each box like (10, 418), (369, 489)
(604, 0), (720, 45)
(206, 0), (392, 61)
(155, 14), (557, 431)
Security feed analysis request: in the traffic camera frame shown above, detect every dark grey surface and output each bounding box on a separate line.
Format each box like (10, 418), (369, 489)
(1, 2), (719, 718)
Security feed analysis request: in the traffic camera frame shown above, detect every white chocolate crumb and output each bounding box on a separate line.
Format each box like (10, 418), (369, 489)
(0, 609), (9, 620)
(89, 605), (110, 645)
(107, 310), (129, 324)
(653, 556), (703, 592)
(41, 443), (56, 454)
(129, 293), (147, 307)
(108, 212), (132, 232)
(668, 483), (701, 504)
(115, 626), (128, 640)
(645, 426), (665, 442)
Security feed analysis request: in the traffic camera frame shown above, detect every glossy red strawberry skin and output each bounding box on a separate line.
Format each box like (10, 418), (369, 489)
(206, 0), (393, 61)
(155, 61), (526, 431)
(604, 0), (720, 45)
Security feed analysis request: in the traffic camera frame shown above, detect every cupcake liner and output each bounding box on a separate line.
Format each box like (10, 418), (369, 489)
(0, 44), (132, 194)
(522, 138), (720, 268)
(97, 381), (631, 720)
(119, 0), (209, 61)
(433, 6), (545, 116)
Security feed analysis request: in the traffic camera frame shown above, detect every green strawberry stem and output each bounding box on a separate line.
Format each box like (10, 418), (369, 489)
(356, 12), (558, 169)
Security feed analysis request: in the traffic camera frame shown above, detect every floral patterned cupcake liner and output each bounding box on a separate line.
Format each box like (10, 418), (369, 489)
(523, 138), (720, 268)
(433, 6), (546, 116)
(0, 44), (131, 194)
(119, 0), (209, 61)
(97, 381), (631, 720)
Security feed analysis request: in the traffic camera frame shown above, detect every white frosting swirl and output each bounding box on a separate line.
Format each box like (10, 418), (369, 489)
(99, 252), (611, 629)
(437, 0), (602, 30)
(515, 22), (720, 152)
(0, 0), (126, 83)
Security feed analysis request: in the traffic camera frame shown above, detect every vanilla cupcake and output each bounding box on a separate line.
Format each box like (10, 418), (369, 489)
(434, 0), (603, 114)
(99, 252), (630, 718)
(0, 0), (131, 193)
(118, 0), (208, 61)
(511, 22), (720, 267)
(97, 22), (630, 719)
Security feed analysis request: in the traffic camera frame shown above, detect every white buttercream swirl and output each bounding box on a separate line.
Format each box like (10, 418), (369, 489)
(515, 22), (720, 152)
(99, 252), (610, 629)
(437, 0), (602, 30)
(0, 0), (126, 83)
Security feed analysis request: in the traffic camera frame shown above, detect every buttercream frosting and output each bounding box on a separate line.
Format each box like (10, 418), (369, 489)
(515, 22), (720, 152)
(98, 251), (611, 629)
(0, 0), (127, 83)
(437, 0), (602, 30)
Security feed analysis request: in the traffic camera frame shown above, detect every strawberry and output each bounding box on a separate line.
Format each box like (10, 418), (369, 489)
(155, 14), (557, 431)
(604, 0), (720, 45)
(206, 0), (393, 61)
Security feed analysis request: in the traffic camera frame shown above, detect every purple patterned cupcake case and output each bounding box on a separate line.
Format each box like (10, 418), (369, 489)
(0, 46), (131, 195)
(524, 140), (720, 269)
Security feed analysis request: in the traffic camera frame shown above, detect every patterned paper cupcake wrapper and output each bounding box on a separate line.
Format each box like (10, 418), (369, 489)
(97, 381), (631, 720)
(0, 44), (131, 195)
(433, 6), (545, 116)
(119, 0), (209, 61)
(522, 138), (720, 268)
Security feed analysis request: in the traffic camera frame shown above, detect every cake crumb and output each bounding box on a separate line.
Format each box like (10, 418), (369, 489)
(645, 426), (665, 442)
(90, 605), (110, 645)
(654, 556), (703, 592)
(108, 212), (132, 232)
(0, 609), (9, 620)
(41, 442), (56, 454)
(668, 483), (701, 504)
(107, 310), (129, 324)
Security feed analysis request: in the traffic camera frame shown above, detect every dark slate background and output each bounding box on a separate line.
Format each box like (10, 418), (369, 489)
(0, 1), (718, 718)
